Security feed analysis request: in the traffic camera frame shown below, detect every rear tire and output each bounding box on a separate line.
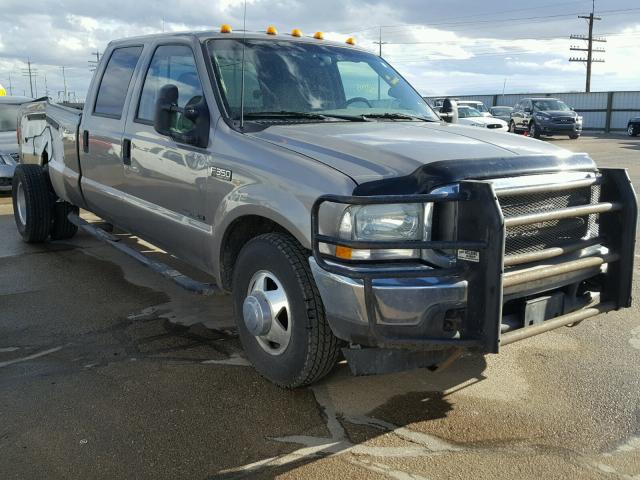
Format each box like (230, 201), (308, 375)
(628, 125), (638, 137)
(569, 133), (580, 140)
(50, 202), (79, 240)
(232, 233), (341, 388)
(12, 164), (52, 243)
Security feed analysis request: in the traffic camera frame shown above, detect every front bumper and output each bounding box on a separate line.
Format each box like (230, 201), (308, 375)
(536, 119), (582, 135)
(311, 169), (636, 353)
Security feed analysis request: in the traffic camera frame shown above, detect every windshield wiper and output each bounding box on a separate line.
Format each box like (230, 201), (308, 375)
(360, 113), (436, 122)
(242, 111), (366, 122)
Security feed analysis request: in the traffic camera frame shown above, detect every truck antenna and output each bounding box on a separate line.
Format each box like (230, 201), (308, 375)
(239, 0), (247, 129)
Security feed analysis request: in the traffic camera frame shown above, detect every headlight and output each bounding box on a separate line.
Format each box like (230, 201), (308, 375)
(337, 203), (423, 260)
(535, 113), (550, 120)
(576, 116), (583, 123)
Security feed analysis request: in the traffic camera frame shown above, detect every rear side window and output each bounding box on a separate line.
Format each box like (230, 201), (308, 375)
(94, 46), (143, 118)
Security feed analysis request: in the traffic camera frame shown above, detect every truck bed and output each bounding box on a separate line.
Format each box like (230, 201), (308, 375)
(19, 100), (84, 207)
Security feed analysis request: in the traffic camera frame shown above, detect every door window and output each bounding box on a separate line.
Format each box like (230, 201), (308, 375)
(94, 46), (143, 118)
(137, 45), (204, 134)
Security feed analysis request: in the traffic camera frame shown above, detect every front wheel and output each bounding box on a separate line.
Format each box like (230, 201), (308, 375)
(569, 133), (580, 140)
(232, 233), (341, 388)
(509, 121), (517, 133)
(529, 121), (541, 139)
(12, 164), (52, 243)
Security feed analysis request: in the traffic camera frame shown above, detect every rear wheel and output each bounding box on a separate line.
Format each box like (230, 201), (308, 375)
(629, 125), (638, 137)
(232, 233), (341, 388)
(569, 133), (580, 140)
(12, 164), (52, 243)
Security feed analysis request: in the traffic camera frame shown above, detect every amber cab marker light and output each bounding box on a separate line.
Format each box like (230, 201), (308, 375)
(335, 245), (353, 260)
(291, 28), (302, 37)
(314, 31), (324, 40)
(220, 24), (232, 33)
(346, 37), (356, 45)
(266, 25), (278, 35)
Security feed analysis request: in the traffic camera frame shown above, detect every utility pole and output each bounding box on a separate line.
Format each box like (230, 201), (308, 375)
(8, 72), (13, 95)
(569, 1), (605, 92)
(22, 60), (36, 98)
(88, 51), (101, 72)
(373, 26), (388, 100)
(60, 66), (68, 103)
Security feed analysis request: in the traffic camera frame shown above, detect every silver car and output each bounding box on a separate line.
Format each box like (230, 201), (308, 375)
(0, 96), (32, 190)
(489, 106), (513, 123)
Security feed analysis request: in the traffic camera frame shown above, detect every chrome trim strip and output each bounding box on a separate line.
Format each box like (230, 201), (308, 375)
(504, 202), (620, 228)
(82, 177), (213, 234)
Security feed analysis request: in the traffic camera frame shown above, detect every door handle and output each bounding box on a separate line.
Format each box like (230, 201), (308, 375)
(122, 138), (132, 166)
(82, 130), (89, 153)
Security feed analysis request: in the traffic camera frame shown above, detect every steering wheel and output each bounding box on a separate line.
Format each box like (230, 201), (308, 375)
(342, 97), (373, 108)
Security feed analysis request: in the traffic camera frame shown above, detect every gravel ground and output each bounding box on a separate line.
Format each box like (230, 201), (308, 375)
(0, 134), (638, 479)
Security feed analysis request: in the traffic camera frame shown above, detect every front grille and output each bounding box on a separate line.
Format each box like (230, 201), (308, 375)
(553, 117), (575, 124)
(486, 124), (503, 129)
(499, 184), (601, 256)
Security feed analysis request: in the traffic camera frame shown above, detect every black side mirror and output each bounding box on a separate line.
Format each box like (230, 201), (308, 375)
(154, 84), (210, 148)
(439, 98), (458, 124)
(154, 84), (179, 137)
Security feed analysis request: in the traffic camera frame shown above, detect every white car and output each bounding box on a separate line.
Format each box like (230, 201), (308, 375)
(457, 100), (491, 117)
(457, 106), (508, 131)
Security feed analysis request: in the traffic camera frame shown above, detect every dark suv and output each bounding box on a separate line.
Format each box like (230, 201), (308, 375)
(509, 97), (582, 139)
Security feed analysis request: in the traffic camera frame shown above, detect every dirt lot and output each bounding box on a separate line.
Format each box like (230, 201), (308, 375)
(1, 134), (639, 479)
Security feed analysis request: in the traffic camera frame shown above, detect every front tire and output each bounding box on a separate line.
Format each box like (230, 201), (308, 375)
(529, 121), (541, 139)
(509, 121), (517, 133)
(232, 233), (341, 388)
(569, 133), (580, 140)
(12, 164), (52, 243)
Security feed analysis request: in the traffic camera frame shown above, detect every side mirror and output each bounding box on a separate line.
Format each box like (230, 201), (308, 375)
(154, 84), (210, 149)
(154, 84), (178, 137)
(439, 98), (458, 124)
(524, 107), (532, 114)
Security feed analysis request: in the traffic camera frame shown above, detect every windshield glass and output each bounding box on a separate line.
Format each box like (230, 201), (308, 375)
(0, 104), (19, 132)
(458, 107), (481, 118)
(207, 39), (439, 122)
(533, 99), (571, 112)
(461, 102), (488, 112)
(491, 107), (511, 116)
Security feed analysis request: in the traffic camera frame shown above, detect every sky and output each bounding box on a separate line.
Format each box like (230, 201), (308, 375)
(0, 0), (638, 101)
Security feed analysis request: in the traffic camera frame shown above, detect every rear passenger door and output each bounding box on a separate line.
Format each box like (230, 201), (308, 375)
(79, 45), (144, 220)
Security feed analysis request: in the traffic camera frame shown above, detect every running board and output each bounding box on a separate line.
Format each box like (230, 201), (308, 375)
(68, 213), (220, 296)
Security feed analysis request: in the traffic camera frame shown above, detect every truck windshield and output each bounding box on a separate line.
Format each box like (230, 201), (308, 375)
(207, 39), (439, 123)
(533, 100), (571, 112)
(0, 104), (19, 132)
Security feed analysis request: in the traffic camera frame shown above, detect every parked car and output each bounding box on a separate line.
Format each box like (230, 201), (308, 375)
(627, 116), (640, 136)
(457, 106), (508, 131)
(489, 106), (513, 123)
(0, 151), (17, 192)
(457, 100), (491, 117)
(1, 95), (33, 160)
(510, 97), (582, 139)
(14, 29), (636, 388)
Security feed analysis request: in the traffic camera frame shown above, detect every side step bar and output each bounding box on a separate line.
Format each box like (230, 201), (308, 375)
(68, 213), (220, 296)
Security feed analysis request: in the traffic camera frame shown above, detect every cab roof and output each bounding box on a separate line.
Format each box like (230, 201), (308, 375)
(108, 30), (366, 51)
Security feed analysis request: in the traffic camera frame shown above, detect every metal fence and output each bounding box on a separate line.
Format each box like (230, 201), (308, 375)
(424, 91), (640, 133)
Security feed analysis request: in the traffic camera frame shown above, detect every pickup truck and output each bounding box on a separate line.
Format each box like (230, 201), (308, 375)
(14, 29), (637, 388)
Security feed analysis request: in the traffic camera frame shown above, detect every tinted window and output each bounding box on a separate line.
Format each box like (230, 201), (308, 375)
(94, 46), (143, 118)
(137, 45), (204, 134)
(0, 104), (19, 132)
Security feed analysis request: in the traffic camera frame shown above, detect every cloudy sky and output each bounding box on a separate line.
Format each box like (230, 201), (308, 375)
(0, 0), (638, 101)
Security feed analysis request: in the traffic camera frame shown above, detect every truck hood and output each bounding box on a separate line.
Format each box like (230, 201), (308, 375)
(249, 121), (582, 184)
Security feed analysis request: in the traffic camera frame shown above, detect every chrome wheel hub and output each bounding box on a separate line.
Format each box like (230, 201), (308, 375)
(16, 182), (27, 226)
(243, 270), (292, 355)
